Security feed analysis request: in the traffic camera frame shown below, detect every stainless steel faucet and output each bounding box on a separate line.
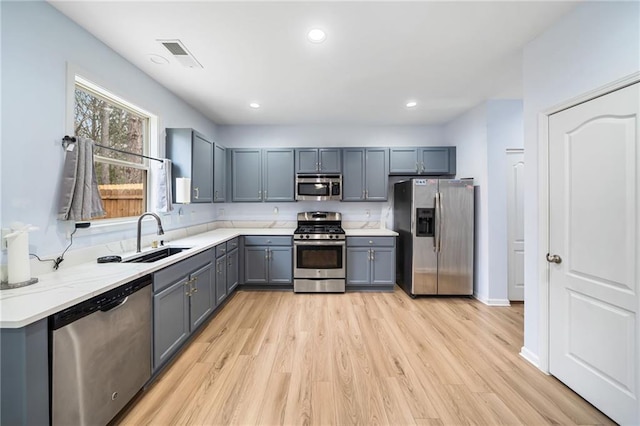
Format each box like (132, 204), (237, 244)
(136, 212), (165, 253)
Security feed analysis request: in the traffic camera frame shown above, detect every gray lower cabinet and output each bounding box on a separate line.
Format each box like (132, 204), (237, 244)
(389, 147), (456, 175)
(215, 255), (227, 305)
(346, 237), (396, 288)
(243, 236), (292, 285)
(152, 249), (214, 371)
(232, 149), (295, 202)
(342, 148), (389, 201)
(167, 128), (214, 203)
(227, 248), (239, 292)
(0, 319), (49, 426)
(213, 144), (226, 202)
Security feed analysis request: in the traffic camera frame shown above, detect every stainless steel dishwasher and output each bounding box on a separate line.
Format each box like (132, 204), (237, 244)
(51, 275), (152, 426)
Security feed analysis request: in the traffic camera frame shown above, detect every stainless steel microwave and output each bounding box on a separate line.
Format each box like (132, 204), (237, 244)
(296, 174), (342, 201)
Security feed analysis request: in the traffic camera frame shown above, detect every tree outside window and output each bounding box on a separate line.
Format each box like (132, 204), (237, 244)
(74, 82), (150, 219)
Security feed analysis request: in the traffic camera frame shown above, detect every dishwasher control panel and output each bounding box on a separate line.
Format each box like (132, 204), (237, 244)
(50, 274), (152, 330)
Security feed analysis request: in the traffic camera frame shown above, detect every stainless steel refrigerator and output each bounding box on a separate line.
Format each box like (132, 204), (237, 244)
(393, 178), (474, 296)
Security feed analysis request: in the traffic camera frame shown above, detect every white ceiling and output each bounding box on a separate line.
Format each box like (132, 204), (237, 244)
(50, 1), (579, 126)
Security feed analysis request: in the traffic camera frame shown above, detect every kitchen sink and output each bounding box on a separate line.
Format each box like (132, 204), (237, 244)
(123, 247), (191, 263)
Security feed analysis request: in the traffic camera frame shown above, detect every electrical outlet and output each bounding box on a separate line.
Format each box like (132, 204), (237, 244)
(273, 206), (279, 215)
(218, 208), (225, 218)
(365, 209), (370, 218)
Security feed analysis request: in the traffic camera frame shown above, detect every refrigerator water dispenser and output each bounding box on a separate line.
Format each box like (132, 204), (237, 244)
(416, 208), (434, 237)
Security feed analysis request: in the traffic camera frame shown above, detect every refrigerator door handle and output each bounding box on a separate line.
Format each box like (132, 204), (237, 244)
(435, 192), (443, 252)
(433, 193), (439, 252)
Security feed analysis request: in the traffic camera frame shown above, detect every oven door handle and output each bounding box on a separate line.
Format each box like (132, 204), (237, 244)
(294, 240), (345, 246)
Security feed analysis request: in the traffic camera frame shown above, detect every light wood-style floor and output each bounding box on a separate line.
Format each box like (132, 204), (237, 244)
(118, 288), (614, 425)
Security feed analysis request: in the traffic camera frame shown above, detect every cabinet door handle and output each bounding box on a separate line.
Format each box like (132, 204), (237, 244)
(421, 162), (425, 173)
(192, 276), (198, 293)
(265, 248), (269, 260)
(258, 190), (262, 199)
(316, 162), (320, 171)
(264, 190), (267, 199)
(194, 187), (199, 199)
(365, 189), (369, 199)
(362, 189), (365, 199)
(368, 249), (372, 261)
(214, 190), (218, 200)
(371, 250), (375, 261)
(184, 278), (192, 296)
(415, 162), (419, 172)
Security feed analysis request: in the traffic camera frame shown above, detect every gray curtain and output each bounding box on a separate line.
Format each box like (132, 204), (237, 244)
(57, 137), (106, 221)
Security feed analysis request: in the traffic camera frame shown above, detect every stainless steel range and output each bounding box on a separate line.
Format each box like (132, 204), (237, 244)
(294, 212), (346, 293)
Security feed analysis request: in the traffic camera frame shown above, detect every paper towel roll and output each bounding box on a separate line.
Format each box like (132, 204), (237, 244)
(6, 230), (31, 284)
(175, 177), (191, 204)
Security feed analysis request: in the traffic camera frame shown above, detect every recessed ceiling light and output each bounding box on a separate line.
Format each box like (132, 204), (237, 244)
(406, 101), (418, 108)
(148, 54), (169, 65)
(249, 102), (260, 109)
(307, 28), (327, 43)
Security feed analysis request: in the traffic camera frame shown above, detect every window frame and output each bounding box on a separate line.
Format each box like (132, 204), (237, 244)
(67, 66), (160, 225)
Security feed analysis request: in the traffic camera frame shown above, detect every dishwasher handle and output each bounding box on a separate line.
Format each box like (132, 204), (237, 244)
(99, 296), (128, 312)
(50, 275), (152, 330)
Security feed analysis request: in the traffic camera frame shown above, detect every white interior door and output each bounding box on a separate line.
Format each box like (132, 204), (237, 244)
(548, 82), (639, 425)
(506, 150), (525, 302)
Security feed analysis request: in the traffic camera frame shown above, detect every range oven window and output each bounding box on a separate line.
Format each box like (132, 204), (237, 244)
(297, 182), (330, 197)
(296, 245), (343, 269)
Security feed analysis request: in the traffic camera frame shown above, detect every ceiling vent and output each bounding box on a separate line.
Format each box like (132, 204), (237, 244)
(158, 39), (203, 69)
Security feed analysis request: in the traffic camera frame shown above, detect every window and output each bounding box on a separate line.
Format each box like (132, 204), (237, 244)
(73, 77), (152, 220)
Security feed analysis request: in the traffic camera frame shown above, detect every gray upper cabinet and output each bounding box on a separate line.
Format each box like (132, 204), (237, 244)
(420, 147), (456, 175)
(342, 148), (366, 201)
(389, 147), (456, 175)
(232, 149), (295, 202)
(166, 128), (213, 203)
(342, 148), (389, 201)
(263, 149), (295, 201)
(213, 144), (226, 202)
(389, 147), (419, 174)
(231, 149), (262, 202)
(364, 148), (389, 201)
(295, 148), (341, 173)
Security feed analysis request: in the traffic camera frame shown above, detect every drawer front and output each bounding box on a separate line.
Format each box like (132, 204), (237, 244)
(243, 236), (292, 246)
(153, 249), (213, 292)
(226, 237), (239, 252)
(215, 243), (227, 258)
(347, 236), (395, 247)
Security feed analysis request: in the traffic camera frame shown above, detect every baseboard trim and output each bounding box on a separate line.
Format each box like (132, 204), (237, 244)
(520, 346), (547, 373)
(473, 294), (511, 306)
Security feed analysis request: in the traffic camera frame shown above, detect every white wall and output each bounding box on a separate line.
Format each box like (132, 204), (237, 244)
(486, 100), (523, 303)
(444, 100), (523, 304)
(522, 1), (640, 363)
(0, 1), (219, 262)
(444, 103), (489, 300)
(217, 124), (446, 149)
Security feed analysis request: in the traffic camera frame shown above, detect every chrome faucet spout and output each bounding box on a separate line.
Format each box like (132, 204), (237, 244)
(137, 212), (164, 253)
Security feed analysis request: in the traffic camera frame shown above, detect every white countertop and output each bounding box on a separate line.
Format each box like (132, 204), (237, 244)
(0, 227), (396, 328)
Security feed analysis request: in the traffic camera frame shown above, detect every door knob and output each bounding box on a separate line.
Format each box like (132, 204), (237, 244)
(546, 253), (562, 264)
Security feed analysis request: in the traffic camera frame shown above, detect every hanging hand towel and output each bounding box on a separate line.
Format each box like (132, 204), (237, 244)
(155, 158), (173, 213)
(57, 137), (106, 220)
